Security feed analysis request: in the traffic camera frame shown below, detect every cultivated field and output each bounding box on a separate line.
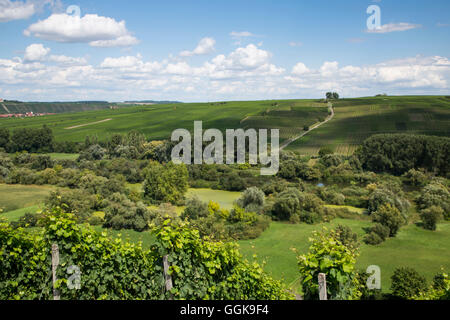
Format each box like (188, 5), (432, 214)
(285, 96), (450, 155)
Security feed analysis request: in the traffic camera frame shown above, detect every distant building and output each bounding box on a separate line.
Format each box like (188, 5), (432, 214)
(0, 98), (3, 102)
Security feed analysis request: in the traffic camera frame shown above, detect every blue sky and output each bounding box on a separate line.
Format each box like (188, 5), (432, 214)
(0, 0), (449, 101)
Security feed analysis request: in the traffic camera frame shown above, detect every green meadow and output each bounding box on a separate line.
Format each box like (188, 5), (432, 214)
(238, 220), (450, 293)
(1, 184), (449, 293)
(0, 184), (56, 213)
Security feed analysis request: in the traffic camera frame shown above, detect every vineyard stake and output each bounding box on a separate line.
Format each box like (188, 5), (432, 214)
(163, 255), (173, 300)
(51, 243), (60, 300)
(318, 273), (327, 300)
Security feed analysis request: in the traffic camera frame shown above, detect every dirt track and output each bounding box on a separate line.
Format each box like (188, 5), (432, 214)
(280, 103), (335, 150)
(64, 118), (112, 130)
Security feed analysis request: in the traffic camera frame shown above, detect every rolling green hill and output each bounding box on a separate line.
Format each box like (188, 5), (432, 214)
(285, 95), (450, 155)
(1, 96), (449, 155)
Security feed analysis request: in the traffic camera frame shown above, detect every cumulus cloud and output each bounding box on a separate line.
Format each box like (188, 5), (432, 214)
(24, 43), (50, 61)
(292, 62), (309, 75)
(24, 12), (139, 47)
(367, 22), (421, 33)
(180, 37), (216, 57)
(0, 0), (35, 22)
(1, 43), (449, 101)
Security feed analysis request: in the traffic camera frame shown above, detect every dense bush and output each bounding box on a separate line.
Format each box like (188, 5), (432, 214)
(391, 267), (428, 300)
(103, 193), (152, 232)
(181, 196), (209, 220)
(236, 187), (265, 213)
(367, 185), (410, 214)
(143, 161), (188, 204)
(416, 181), (450, 219)
(364, 223), (390, 245)
(356, 134), (450, 176)
(420, 206), (444, 231)
(371, 204), (404, 237)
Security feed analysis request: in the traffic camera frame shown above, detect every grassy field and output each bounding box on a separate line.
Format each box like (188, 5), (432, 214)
(186, 188), (241, 209)
(238, 220), (450, 292)
(0, 99), (328, 144)
(2, 96), (449, 155)
(0, 205), (41, 221)
(0, 184), (55, 212)
(286, 96), (450, 155)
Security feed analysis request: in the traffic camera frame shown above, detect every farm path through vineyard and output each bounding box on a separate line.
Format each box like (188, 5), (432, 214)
(280, 103), (335, 150)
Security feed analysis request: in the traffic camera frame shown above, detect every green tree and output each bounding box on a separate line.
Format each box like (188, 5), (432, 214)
(143, 161), (188, 204)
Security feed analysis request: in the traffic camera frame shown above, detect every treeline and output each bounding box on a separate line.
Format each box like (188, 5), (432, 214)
(356, 134), (449, 177)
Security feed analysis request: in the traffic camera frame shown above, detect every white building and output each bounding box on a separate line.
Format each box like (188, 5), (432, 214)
(0, 98), (3, 102)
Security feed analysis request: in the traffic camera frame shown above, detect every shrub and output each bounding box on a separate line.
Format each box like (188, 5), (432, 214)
(78, 144), (106, 161)
(363, 232), (383, 245)
(372, 204), (404, 237)
(364, 223), (390, 245)
(420, 206), (444, 231)
(103, 193), (152, 232)
(402, 169), (430, 187)
(236, 187), (265, 213)
(271, 188), (301, 221)
(181, 196), (209, 220)
(143, 161), (188, 204)
(416, 182), (450, 219)
(391, 267), (428, 300)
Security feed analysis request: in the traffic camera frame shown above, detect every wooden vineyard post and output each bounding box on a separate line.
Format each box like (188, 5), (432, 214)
(51, 243), (60, 300)
(163, 255), (173, 300)
(318, 273), (327, 300)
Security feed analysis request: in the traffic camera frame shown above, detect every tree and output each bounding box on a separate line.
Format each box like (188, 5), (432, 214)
(0, 128), (10, 150)
(391, 267), (427, 300)
(372, 203), (404, 237)
(143, 161), (188, 204)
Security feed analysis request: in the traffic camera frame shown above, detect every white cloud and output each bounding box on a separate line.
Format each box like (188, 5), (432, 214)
(367, 22), (421, 33)
(48, 55), (87, 66)
(292, 62), (309, 75)
(320, 61), (339, 76)
(24, 43), (50, 62)
(0, 0), (35, 22)
(24, 13), (139, 47)
(90, 35), (139, 48)
(1, 43), (449, 101)
(180, 37), (216, 57)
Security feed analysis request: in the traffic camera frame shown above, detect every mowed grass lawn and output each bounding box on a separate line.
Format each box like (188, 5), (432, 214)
(0, 184), (56, 212)
(238, 219), (450, 292)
